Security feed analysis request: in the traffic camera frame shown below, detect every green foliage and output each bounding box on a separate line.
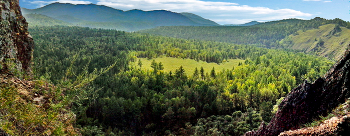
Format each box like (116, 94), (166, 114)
(273, 97), (285, 114)
(192, 109), (262, 136)
(260, 101), (273, 122)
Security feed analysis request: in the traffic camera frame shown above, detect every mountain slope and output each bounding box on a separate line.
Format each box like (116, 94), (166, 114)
(280, 24), (350, 60)
(24, 13), (71, 26)
(180, 12), (219, 26)
(21, 3), (218, 31)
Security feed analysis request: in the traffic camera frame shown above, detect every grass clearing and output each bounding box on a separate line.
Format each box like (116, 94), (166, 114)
(131, 57), (245, 75)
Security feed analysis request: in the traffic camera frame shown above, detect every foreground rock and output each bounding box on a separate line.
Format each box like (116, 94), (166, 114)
(245, 46), (350, 136)
(0, 0), (34, 77)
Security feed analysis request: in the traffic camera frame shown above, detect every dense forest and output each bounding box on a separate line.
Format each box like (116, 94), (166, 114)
(29, 26), (333, 135)
(141, 17), (350, 49)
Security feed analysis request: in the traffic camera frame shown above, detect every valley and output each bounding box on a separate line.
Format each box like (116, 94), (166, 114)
(1, 1), (350, 135)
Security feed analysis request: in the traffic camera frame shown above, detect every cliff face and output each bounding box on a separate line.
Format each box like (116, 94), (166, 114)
(0, 0), (34, 77)
(246, 47), (350, 136)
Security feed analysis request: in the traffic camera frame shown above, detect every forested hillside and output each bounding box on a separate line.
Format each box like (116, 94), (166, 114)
(141, 17), (350, 58)
(29, 26), (333, 135)
(279, 24), (350, 60)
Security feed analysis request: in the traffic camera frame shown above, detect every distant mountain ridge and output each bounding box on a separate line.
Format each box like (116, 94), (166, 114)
(224, 21), (261, 26)
(180, 12), (219, 26)
(22, 2), (219, 31)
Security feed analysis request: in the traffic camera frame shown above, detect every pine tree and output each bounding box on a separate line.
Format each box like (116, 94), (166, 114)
(158, 62), (164, 70)
(210, 67), (216, 78)
(193, 67), (199, 79)
(138, 59), (142, 68)
(200, 67), (205, 80)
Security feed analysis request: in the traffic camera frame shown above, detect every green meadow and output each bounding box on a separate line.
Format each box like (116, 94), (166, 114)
(132, 57), (245, 75)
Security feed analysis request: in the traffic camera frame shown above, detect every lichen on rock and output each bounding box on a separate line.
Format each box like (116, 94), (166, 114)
(0, 0), (34, 78)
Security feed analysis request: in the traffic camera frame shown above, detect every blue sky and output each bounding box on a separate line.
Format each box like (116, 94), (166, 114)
(20, 0), (350, 24)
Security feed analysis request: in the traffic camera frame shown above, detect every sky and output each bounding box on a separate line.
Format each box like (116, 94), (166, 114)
(19, 0), (350, 25)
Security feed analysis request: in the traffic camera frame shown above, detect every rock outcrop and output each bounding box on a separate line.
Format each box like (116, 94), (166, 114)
(245, 46), (350, 136)
(0, 0), (34, 77)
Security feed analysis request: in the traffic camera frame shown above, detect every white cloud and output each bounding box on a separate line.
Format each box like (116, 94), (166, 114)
(30, 0), (91, 7)
(96, 0), (312, 24)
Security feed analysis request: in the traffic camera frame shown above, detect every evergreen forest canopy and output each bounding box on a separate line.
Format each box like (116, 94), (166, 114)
(29, 25), (333, 135)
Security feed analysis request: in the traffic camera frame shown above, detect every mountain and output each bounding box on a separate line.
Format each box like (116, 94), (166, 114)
(280, 24), (350, 60)
(180, 12), (219, 26)
(21, 3), (218, 31)
(224, 21), (261, 26)
(240, 21), (261, 26)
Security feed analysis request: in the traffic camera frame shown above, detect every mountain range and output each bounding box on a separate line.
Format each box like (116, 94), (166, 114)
(22, 3), (219, 31)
